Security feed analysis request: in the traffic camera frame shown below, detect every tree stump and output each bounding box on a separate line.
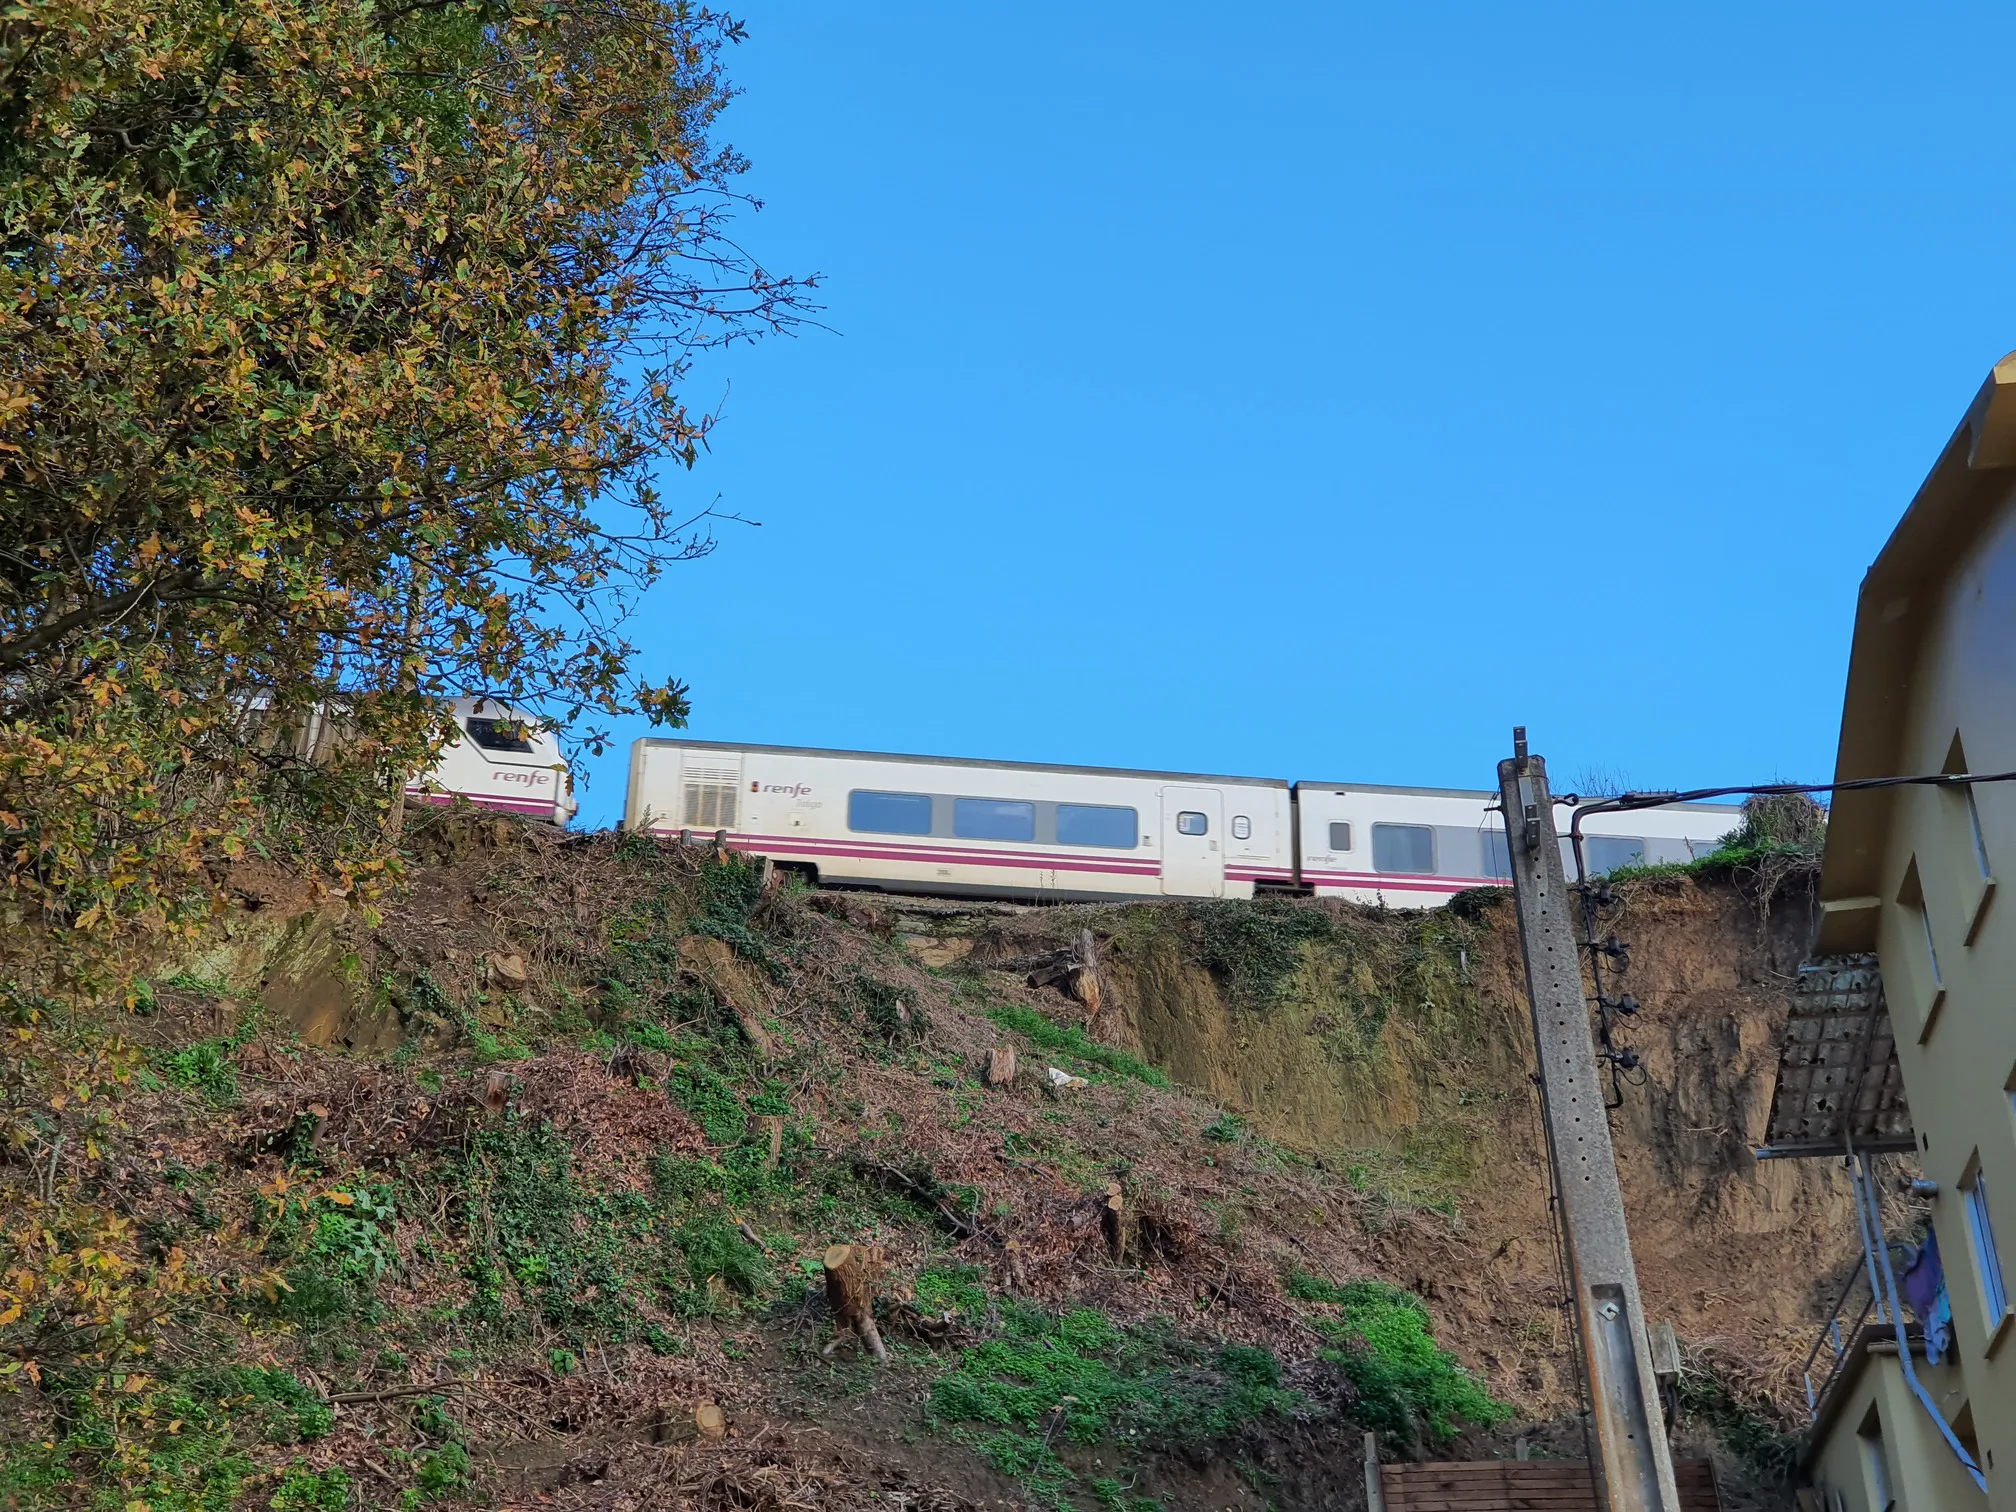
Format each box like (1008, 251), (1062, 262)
(1068, 929), (1102, 1017)
(760, 1115), (785, 1171)
(694, 1401), (726, 1439)
(1101, 1182), (1126, 1262)
(821, 1243), (888, 1363)
(1003, 1239), (1030, 1294)
(984, 1046), (1018, 1088)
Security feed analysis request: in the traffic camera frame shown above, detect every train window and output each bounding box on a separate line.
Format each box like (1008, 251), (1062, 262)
(1482, 829), (1511, 879)
(1586, 836), (1645, 874)
(1057, 804), (1138, 848)
(1372, 823), (1433, 874)
(1231, 815), (1252, 841)
(1328, 822), (1352, 852)
(1176, 811), (1209, 837)
(466, 716), (534, 754)
(848, 790), (933, 835)
(954, 797), (1035, 842)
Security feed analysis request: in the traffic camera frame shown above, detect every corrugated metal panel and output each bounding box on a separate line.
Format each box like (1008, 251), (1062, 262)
(1760, 955), (1914, 1159)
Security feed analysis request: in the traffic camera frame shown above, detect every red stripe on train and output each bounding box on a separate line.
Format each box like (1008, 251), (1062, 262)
(661, 830), (1164, 879)
(405, 790), (562, 819)
(1306, 873), (1510, 894)
(708, 829), (1160, 870)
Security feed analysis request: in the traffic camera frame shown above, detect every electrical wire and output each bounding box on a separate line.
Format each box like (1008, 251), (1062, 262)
(1560, 768), (2016, 1104)
(1563, 767), (2016, 832)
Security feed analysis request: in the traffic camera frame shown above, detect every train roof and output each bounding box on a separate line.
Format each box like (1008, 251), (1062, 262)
(1293, 778), (1745, 813)
(633, 737), (1291, 789)
(635, 739), (1743, 812)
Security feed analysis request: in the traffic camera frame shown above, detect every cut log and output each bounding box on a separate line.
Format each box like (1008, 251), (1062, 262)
(1004, 1239), (1029, 1294)
(694, 1401), (726, 1439)
(729, 1001), (773, 1061)
(820, 1243), (888, 1363)
(1069, 966), (1102, 1017)
(678, 936), (776, 1062)
(984, 1046), (1018, 1088)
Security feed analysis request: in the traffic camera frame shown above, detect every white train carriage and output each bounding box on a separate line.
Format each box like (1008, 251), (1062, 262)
(1294, 781), (1741, 907)
(624, 739), (1742, 906)
(403, 696), (577, 825)
(624, 739), (1296, 901)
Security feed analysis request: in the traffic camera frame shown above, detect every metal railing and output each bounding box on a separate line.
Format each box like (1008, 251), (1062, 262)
(1802, 1263), (1879, 1419)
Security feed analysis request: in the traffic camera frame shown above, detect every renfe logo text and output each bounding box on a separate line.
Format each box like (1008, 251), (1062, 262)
(753, 782), (812, 796)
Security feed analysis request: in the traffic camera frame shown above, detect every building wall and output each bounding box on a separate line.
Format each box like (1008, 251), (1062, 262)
(1811, 1345), (1979, 1510)
(1872, 488), (2016, 1506)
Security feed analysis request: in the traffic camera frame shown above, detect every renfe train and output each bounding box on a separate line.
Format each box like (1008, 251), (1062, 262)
(403, 696), (579, 825)
(617, 737), (1742, 908)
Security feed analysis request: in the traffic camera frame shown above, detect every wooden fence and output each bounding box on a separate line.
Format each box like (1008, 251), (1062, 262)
(1376, 1456), (1724, 1512)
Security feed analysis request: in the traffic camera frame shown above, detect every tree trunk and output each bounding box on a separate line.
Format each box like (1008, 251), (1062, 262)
(821, 1243), (888, 1363)
(760, 1115), (784, 1171)
(984, 1046), (1018, 1088)
(384, 559), (428, 839)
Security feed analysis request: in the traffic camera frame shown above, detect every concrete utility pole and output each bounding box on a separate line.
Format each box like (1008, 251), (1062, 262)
(1498, 730), (1680, 1512)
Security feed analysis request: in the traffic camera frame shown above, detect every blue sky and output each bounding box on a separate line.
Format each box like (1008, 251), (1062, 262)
(570, 4), (2015, 827)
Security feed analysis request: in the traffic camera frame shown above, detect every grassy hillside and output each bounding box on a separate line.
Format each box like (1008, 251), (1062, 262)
(0, 815), (1833, 1511)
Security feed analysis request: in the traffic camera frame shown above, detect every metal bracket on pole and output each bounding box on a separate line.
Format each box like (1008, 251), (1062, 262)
(1499, 735), (1680, 1512)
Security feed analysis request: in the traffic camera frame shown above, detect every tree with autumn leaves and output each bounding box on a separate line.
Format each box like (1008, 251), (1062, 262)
(0, 0), (809, 968)
(1, 5), (802, 1484)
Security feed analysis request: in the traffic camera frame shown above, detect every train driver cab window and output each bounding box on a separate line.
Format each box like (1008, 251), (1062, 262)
(1586, 836), (1645, 875)
(466, 715), (534, 753)
(1372, 823), (1433, 874)
(1176, 811), (1209, 836)
(955, 798), (1035, 842)
(849, 790), (933, 835)
(1058, 804), (1138, 848)
(1231, 815), (1252, 841)
(1327, 822), (1352, 852)
(1482, 829), (1511, 880)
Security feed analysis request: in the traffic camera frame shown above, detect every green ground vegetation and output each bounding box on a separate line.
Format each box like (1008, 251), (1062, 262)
(1287, 1274), (1507, 1451)
(985, 1003), (1170, 1088)
(925, 1302), (1297, 1509)
(1605, 792), (1827, 885)
(1673, 1362), (1800, 1484)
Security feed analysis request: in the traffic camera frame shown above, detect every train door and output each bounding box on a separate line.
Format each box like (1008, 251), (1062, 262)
(1160, 786), (1224, 898)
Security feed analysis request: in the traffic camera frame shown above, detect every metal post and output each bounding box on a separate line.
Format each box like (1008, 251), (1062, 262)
(1498, 738), (1680, 1512)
